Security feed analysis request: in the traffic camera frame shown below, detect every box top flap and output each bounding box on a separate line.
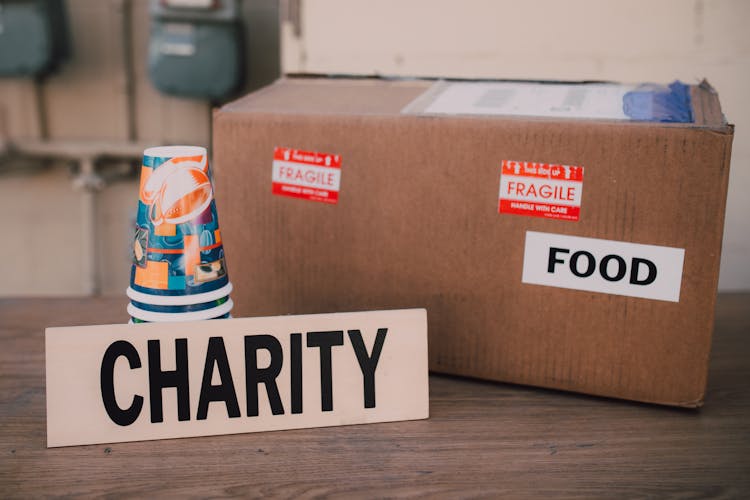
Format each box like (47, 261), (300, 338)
(220, 76), (430, 116)
(691, 80), (727, 127)
(219, 75), (729, 130)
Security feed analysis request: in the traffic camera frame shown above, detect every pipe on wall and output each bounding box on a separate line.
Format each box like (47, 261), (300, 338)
(5, 139), (153, 295)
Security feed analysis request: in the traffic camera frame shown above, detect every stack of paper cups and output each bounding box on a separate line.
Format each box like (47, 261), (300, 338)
(126, 145), (233, 323)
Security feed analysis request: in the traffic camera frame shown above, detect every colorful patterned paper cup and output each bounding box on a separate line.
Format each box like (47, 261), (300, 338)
(129, 145), (231, 300)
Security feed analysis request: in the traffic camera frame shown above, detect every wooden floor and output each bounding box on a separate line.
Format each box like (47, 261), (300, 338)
(1, 295), (749, 498)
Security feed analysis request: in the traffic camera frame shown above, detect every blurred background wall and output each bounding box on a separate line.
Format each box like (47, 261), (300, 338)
(0, 0), (748, 296)
(0, 0), (279, 296)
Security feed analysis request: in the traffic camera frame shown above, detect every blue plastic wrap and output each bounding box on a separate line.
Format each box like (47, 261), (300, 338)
(623, 81), (693, 123)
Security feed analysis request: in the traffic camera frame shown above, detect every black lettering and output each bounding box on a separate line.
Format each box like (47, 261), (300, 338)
(548, 247), (570, 273)
(148, 339), (190, 423)
(196, 337), (240, 420)
(630, 257), (658, 285)
(244, 335), (284, 416)
(290, 333), (303, 414)
(348, 328), (387, 409)
(100, 340), (144, 426)
(307, 331), (344, 412)
(570, 250), (596, 277)
(599, 254), (627, 282)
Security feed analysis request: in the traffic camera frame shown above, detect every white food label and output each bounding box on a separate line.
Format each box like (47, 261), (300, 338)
(522, 231), (685, 302)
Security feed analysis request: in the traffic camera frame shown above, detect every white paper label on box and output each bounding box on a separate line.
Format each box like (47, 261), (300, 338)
(45, 309), (428, 447)
(522, 231), (685, 302)
(272, 147), (342, 204)
(404, 81), (635, 120)
(498, 160), (584, 221)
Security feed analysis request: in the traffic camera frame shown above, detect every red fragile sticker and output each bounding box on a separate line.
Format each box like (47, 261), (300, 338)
(498, 160), (584, 221)
(272, 147), (342, 204)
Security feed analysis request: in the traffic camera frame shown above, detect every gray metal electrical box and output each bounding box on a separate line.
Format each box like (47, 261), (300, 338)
(148, 0), (243, 101)
(0, 0), (70, 77)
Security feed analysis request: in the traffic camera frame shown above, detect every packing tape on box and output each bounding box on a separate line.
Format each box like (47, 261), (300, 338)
(622, 81), (693, 123)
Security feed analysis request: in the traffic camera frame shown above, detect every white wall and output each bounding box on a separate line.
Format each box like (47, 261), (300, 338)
(281, 0), (750, 290)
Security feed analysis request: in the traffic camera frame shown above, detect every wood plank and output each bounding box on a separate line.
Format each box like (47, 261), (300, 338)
(1, 295), (749, 497)
(45, 309), (428, 447)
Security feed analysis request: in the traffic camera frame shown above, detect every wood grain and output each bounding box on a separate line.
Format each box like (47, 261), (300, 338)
(1, 295), (749, 498)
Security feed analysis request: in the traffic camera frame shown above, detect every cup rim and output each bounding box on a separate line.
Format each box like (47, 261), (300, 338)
(143, 145), (207, 158)
(130, 295), (229, 312)
(126, 282), (233, 305)
(128, 313), (232, 325)
(128, 298), (233, 322)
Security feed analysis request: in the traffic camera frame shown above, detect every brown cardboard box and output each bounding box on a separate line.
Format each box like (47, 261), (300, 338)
(213, 77), (733, 407)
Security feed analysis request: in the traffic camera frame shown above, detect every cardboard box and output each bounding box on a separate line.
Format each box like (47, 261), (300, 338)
(213, 76), (733, 407)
